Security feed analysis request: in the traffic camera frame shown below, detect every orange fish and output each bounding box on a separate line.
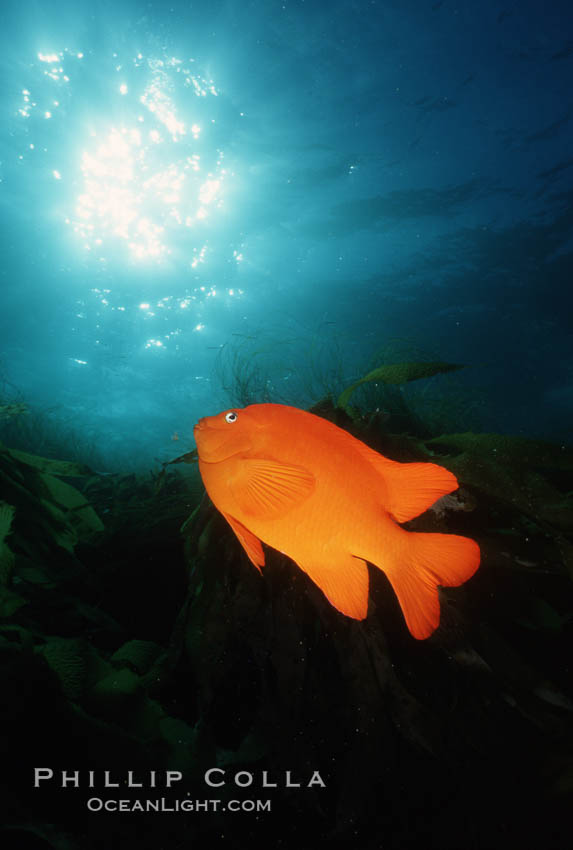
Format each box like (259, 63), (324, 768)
(194, 403), (480, 639)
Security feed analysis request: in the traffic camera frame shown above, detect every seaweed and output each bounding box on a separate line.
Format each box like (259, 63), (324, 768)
(425, 432), (573, 534)
(0, 402), (29, 420)
(213, 324), (353, 410)
(2, 391), (573, 849)
(0, 437), (211, 846)
(337, 360), (464, 412)
(213, 335), (286, 407)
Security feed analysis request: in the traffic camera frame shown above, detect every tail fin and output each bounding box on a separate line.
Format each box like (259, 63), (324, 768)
(382, 532), (480, 640)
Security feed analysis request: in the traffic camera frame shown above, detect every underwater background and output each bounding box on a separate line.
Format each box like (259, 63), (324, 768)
(1, 1), (572, 848)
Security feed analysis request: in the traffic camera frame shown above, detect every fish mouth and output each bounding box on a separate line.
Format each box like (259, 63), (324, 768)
(193, 417), (207, 433)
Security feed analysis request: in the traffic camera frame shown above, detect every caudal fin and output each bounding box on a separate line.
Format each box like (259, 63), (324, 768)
(383, 532), (480, 640)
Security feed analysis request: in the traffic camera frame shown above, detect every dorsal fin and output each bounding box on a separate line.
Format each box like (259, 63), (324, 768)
(230, 458), (315, 520)
(352, 441), (459, 522)
(302, 416), (459, 523)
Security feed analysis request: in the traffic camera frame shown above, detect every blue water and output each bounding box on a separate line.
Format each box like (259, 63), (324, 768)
(1, 0), (572, 469)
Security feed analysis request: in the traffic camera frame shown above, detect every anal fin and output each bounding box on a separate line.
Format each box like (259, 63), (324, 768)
(296, 554), (369, 620)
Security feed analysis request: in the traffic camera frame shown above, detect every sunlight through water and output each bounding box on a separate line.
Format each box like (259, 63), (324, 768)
(17, 48), (240, 269)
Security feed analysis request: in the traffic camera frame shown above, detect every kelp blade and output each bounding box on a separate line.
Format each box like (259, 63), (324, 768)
(337, 361), (464, 412)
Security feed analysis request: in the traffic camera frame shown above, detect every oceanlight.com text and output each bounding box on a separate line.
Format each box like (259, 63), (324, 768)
(86, 797), (272, 813)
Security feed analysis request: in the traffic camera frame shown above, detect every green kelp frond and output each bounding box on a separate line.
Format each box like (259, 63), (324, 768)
(514, 596), (573, 633)
(0, 502), (16, 586)
(41, 473), (105, 537)
(425, 432), (573, 535)
(38, 637), (94, 701)
(427, 432), (573, 470)
(337, 361), (464, 412)
(0, 586), (25, 617)
(110, 639), (165, 676)
(90, 667), (142, 703)
(0, 402), (29, 420)
(0, 445), (105, 571)
(6, 447), (93, 477)
(0, 502), (15, 544)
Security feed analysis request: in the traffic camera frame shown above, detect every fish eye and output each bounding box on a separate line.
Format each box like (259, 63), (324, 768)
(225, 411), (238, 423)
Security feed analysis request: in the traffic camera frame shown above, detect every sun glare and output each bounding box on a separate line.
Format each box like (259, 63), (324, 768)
(18, 49), (236, 268)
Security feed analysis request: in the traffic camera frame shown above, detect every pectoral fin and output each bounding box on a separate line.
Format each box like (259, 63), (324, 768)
(230, 459), (315, 520)
(223, 512), (265, 572)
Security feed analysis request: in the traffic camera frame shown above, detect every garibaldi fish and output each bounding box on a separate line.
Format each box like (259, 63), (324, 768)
(194, 403), (480, 639)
